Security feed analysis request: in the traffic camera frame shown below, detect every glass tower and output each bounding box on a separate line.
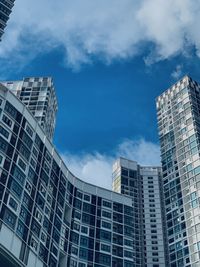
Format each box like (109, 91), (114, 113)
(2, 77), (58, 141)
(0, 83), (135, 267)
(156, 75), (200, 267)
(0, 0), (15, 40)
(112, 157), (166, 267)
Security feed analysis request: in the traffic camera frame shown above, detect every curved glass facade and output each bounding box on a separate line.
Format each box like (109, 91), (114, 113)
(0, 84), (135, 267)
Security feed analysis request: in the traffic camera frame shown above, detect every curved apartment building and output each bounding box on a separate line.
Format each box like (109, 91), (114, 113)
(0, 0), (15, 40)
(0, 83), (135, 267)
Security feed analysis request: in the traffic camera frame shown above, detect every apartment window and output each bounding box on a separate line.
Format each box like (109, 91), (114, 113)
(121, 168), (128, 176)
(152, 259), (159, 262)
(9, 197), (18, 211)
(3, 208), (16, 229)
(152, 252), (159, 256)
(102, 200), (112, 208)
(30, 237), (38, 251)
(22, 132), (33, 148)
(101, 243), (111, 253)
(152, 246), (158, 250)
(16, 221), (25, 238)
(11, 179), (23, 199)
(26, 124), (33, 137)
(73, 222), (80, 232)
(102, 210), (111, 219)
(124, 239), (132, 247)
(0, 154), (3, 165)
(29, 158), (36, 170)
(149, 194), (154, 198)
(76, 190), (83, 199)
(124, 250), (133, 258)
(19, 144), (30, 161)
(31, 220), (41, 238)
(71, 246), (78, 256)
(25, 182), (31, 193)
(18, 157), (26, 171)
(12, 165), (26, 185)
(0, 136), (8, 152)
(35, 209), (42, 223)
(102, 221), (111, 229)
(2, 115), (12, 127)
(0, 125), (9, 139)
(41, 232), (46, 243)
(5, 102), (18, 119)
(81, 226), (88, 235)
(83, 194), (90, 202)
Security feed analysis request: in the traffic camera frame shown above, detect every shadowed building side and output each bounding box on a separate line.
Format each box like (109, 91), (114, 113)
(0, 83), (135, 267)
(0, 0), (15, 40)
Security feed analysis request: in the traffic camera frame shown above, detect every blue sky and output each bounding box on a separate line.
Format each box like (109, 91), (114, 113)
(1, 0), (200, 188)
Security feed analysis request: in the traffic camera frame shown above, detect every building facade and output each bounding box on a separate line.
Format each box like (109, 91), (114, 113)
(2, 77), (58, 141)
(156, 75), (200, 267)
(0, 84), (135, 267)
(0, 0), (15, 40)
(112, 158), (166, 267)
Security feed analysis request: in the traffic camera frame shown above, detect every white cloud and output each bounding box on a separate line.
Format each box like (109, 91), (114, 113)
(61, 138), (161, 189)
(1, 0), (200, 71)
(171, 64), (183, 80)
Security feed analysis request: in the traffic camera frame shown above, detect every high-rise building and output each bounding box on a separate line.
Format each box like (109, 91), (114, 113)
(2, 77), (58, 141)
(112, 157), (166, 267)
(0, 83), (135, 267)
(0, 0), (15, 40)
(156, 75), (200, 267)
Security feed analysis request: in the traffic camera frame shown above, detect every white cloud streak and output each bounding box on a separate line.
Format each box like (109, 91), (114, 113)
(1, 0), (200, 70)
(61, 139), (161, 189)
(171, 64), (183, 80)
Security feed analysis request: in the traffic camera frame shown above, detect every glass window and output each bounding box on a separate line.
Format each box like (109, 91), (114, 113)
(102, 221), (111, 229)
(11, 179), (23, 199)
(81, 226), (88, 235)
(2, 114), (12, 127)
(0, 136), (8, 153)
(102, 210), (111, 219)
(26, 124), (33, 137)
(18, 157), (26, 171)
(3, 208), (16, 229)
(0, 125), (9, 139)
(102, 200), (111, 208)
(5, 102), (17, 119)
(101, 243), (111, 253)
(9, 196), (18, 211)
(12, 165), (26, 185)
(83, 194), (90, 202)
